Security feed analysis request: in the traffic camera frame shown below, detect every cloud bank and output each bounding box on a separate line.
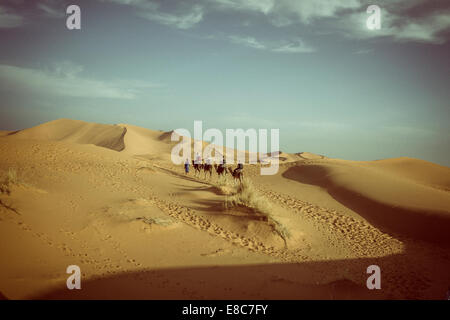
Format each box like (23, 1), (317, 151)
(0, 5), (24, 28)
(0, 62), (159, 100)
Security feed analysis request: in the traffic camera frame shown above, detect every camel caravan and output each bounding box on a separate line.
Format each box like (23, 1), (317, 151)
(184, 153), (244, 182)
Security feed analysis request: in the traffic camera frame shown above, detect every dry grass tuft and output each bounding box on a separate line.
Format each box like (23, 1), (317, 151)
(0, 168), (18, 195)
(211, 176), (235, 195)
(224, 178), (290, 242)
(0, 168), (20, 215)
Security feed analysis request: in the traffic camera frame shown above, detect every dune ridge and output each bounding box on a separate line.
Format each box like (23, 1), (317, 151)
(7, 119), (127, 151)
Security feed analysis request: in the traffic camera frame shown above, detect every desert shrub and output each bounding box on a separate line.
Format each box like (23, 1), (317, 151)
(225, 178), (271, 213)
(225, 178), (290, 242)
(0, 168), (18, 195)
(210, 176), (235, 195)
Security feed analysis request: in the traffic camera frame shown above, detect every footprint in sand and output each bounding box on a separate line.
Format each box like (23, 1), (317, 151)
(200, 248), (232, 257)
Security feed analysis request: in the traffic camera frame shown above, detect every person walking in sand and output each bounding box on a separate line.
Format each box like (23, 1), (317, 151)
(184, 158), (190, 175)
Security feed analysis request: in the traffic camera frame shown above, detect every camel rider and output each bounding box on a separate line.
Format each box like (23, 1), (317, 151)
(234, 162), (243, 175)
(195, 152), (202, 165)
(219, 155), (226, 169)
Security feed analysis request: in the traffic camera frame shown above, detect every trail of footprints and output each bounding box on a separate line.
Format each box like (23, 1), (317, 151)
(150, 164), (402, 261)
(59, 227), (145, 275)
(6, 214), (144, 279)
(145, 194), (310, 262)
(9, 161), (401, 268)
(151, 165), (378, 258)
(250, 185), (432, 298)
(256, 187), (404, 258)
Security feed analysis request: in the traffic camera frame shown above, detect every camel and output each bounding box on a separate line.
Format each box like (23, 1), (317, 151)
(228, 166), (243, 183)
(192, 160), (202, 177)
(202, 162), (213, 179)
(214, 163), (227, 177)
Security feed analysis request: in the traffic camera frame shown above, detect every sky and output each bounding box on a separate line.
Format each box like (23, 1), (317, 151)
(0, 0), (449, 165)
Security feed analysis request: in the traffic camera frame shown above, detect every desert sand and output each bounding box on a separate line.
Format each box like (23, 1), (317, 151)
(0, 119), (449, 300)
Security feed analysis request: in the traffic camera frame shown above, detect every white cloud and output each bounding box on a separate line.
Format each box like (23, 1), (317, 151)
(99, 0), (361, 29)
(229, 35), (315, 53)
(271, 0), (361, 25)
(0, 5), (24, 28)
(0, 62), (160, 99)
(98, 0), (450, 44)
(272, 39), (316, 53)
(393, 14), (450, 44)
(211, 0), (274, 15)
(102, 0), (203, 29)
(341, 9), (450, 44)
(215, 0), (450, 45)
(229, 35), (266, 50)
(137, 5), (203, 29)
(210, 0), (360, 23)
(37, 2), (65, 19)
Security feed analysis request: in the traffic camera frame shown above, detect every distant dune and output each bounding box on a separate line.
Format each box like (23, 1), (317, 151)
(7, 119), (127, 151)
(116, 124), (177, 160)
(0, 118), (449, 300)
(296, 152), (326, 160)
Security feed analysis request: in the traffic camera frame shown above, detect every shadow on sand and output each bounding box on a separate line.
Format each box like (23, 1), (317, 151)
(282, 165), (450, 244)
(34, 258), (389, 300)
(32, 242), (449, 300)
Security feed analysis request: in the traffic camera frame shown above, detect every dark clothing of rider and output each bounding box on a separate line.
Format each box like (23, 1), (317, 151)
(234, 162), (243, 175)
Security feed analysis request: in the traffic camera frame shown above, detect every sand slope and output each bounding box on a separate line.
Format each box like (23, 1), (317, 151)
(0, 119), (449, 300)
(7, 119), (127, 151)
(369, 157), (450, 191)
(282, 160), (450, 243)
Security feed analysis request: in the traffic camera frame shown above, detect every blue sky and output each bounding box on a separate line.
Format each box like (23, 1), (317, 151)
(0, 0), (449, 165)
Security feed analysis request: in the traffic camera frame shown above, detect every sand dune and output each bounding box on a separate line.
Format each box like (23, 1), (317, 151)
(282, 160), (450, 243)
(118, 124), (231, 162)
(0, 119), (449, 299)
(296, 152), (326, 160)
(117, 124), (176, 160)
(368, 157), (450, 191)
(7, 119), (127, 151)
